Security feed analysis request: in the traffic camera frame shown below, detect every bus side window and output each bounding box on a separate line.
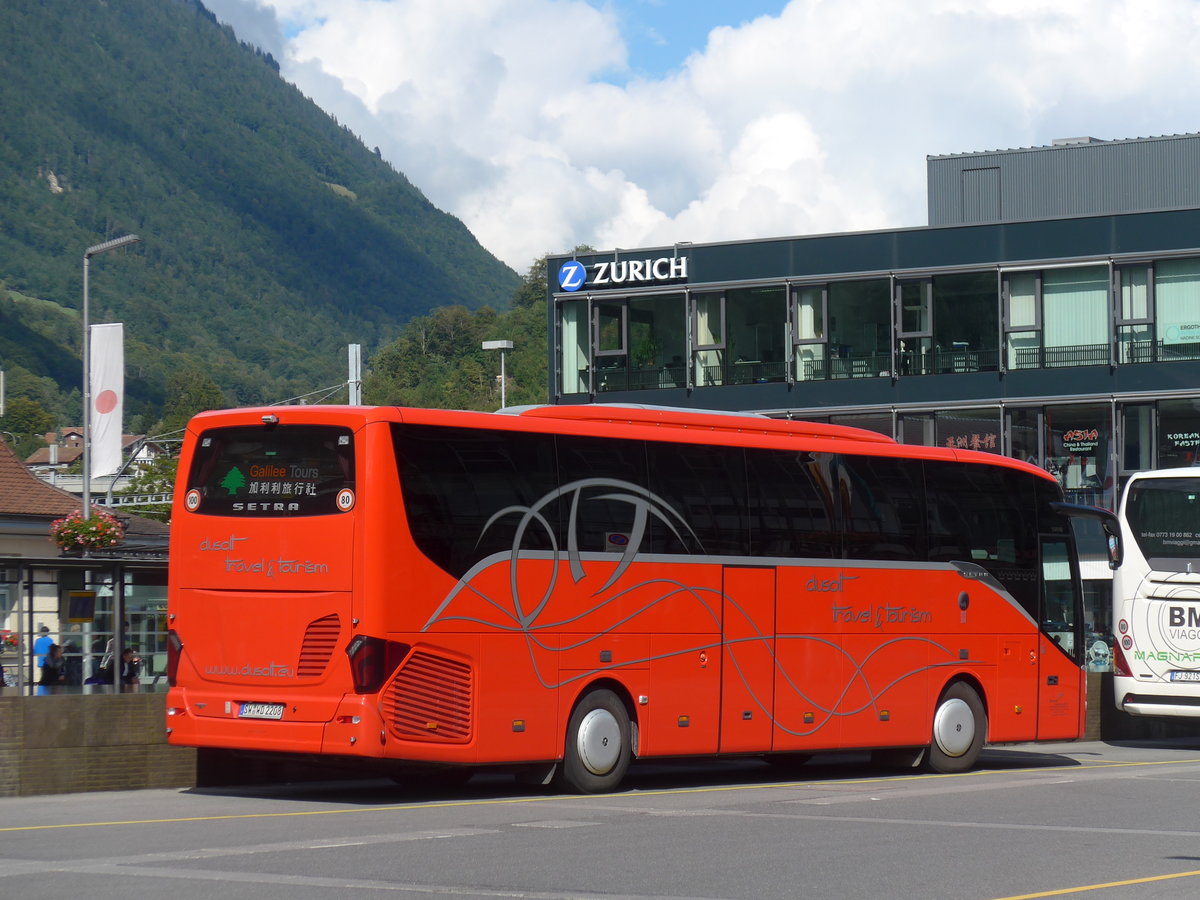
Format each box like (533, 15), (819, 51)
(744, 448), (838, 559)
(555, 435), (651, 554)
(393, 424), (560, 576)
(646, 441), (748, 556)
(928, 499), (969, 561)
(839, 455), (926, 561)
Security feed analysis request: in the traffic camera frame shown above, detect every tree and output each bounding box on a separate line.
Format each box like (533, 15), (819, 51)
(0, 395), (56, 436)
(511, 245), (593, 308)
(0, 395), (56, 458)
(511, 256), (548, 309)
(113, 452), (180, 522)
(363, 248), (581, 410)
(159, 366), (227, 432)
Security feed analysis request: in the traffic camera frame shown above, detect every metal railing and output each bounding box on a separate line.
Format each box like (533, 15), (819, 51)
(590, 340), (1200, 392)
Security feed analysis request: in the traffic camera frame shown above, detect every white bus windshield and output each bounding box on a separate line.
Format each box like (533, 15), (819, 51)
(1124, 477), (1200, 560)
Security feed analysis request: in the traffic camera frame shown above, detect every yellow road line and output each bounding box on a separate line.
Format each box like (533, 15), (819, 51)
(1, 755), (1197, 834)
(993, 868), (1200, 899)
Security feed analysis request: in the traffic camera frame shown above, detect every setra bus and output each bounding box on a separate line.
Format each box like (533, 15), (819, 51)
(1113, 467), (1200, 718)
(165, 403), (1117, 792)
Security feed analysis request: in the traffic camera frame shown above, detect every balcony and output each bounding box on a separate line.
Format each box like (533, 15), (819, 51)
(1013, 344), (1110, 369)
(1013, 340), (1200, 369)
(1118, 340), (1200, 364)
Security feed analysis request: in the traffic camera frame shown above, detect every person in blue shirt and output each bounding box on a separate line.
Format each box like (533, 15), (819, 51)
(32, 625), (53, 667)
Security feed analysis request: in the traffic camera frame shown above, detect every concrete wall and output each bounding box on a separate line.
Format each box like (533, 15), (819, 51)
(0, 693), (196, 796)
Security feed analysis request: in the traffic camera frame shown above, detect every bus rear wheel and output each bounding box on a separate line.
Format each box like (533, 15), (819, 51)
(927, 681), (986, 774)
(559, 688), (632, 794)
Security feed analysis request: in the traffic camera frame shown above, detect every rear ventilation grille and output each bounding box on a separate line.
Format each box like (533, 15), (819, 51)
(297, 614), (341, 677)
(384, 650), (473, 743)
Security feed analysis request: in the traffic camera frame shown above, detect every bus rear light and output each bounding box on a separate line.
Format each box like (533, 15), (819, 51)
(166, 630), (183, 686)
(1112, 639), (1132, 677)
(345, 635), (410, 694)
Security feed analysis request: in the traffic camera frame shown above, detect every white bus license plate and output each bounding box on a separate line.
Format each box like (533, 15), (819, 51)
(1170, 671), (1200, 683)
(239, 702), (285, 720)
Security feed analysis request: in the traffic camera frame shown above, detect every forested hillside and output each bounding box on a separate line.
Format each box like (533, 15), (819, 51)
(0, 0), (519, 431)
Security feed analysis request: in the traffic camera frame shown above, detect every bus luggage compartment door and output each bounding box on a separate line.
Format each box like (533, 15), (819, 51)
(719, 566), (776, 753)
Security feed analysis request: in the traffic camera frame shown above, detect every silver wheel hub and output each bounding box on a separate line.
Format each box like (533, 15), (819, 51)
(933, 697), (975, 757)
(576, 708), (621, 775)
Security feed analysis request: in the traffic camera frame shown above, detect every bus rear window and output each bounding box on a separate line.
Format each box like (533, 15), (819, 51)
(186, 425), (355, 517)
(1126, 478), (1200, 559)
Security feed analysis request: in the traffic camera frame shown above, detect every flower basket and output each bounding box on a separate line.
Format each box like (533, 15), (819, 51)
(49, 509), (125, 552)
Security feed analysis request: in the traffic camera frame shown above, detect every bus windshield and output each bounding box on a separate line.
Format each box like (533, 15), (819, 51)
(1124, 477), (1200, 559)
(185, 424), (355, 517)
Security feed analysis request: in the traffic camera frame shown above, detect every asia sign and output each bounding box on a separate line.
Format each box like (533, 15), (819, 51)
(558, 256), (689, 292)
(1061, 428), (1100, 454)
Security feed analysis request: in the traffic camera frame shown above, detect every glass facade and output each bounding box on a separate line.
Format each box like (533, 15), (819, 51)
(1157, 258), (1200, 358)
(827, 280), (891, 379)
(1044, 403), (1112, 508)
(551, 214), (1200, 677)
(561, 254), (1200, 393)
(932, 272), (999, 373)
(1157, 399), (1200, 468)
(726, 286), (787, 384)
(1043, 267), (1110, 367)
(590, 293), (687, 391)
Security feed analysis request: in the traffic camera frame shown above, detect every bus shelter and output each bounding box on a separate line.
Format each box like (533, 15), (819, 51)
(1, 555), (168, 695)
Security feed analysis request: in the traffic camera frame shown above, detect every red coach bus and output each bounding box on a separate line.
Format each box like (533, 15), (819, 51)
(166, 404), (1118, 792)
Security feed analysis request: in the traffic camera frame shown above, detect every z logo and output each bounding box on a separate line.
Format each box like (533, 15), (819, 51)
(558, 261), (586, 292)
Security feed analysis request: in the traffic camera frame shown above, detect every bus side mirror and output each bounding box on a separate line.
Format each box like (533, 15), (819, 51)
(1102, 517), (1123, 570)
(1049, 501), (1123, 570)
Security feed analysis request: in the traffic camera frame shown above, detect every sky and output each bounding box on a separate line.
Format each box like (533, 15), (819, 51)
(202, 0), (1200, 272)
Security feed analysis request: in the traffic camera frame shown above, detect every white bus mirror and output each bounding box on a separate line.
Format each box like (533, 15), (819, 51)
(1050, 501), (1123, 570)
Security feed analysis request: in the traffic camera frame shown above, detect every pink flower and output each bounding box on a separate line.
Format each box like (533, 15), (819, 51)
(49, 508), (125, 550)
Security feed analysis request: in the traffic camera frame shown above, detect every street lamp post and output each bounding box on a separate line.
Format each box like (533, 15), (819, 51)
(82, 234), (140, 520)
(482, 340), (514, 409)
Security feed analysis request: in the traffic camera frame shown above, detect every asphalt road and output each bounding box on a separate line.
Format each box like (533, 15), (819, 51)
(4, 738), (1200, 900)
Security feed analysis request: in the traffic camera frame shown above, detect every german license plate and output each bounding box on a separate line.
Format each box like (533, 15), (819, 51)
(238, 702), (285, 719)
(1170, 671), (1200, 683)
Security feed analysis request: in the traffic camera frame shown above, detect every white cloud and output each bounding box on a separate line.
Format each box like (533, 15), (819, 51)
(206, 0), (1200, 269)
(201, 0), (285, 59)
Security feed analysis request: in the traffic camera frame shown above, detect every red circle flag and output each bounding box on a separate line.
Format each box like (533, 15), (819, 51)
(95, 389), (119, 414)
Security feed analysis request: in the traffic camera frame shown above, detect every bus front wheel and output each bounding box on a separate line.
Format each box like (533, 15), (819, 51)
(927, 681), (986, 774)
(559, 688), (632, 794)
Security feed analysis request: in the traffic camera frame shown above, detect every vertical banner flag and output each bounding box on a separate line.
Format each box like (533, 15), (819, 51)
(89, 322), (124, 478)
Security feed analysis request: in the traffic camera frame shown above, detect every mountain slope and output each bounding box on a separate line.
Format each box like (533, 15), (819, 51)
(0, 0), (518, 422)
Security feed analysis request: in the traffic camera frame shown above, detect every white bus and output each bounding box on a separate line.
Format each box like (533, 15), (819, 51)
(1113, 468), (1200, 718)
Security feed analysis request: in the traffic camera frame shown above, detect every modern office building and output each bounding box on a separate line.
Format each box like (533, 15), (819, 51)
(545, 134), (1200, 647)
